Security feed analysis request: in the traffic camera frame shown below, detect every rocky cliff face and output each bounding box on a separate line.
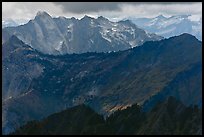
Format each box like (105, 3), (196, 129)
(2, 11), (162, 55)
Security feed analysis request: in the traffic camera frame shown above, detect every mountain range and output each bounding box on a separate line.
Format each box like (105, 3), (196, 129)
(2, 33), (202, 134)
(1, 10), (202, 135)
(2, 11), (162, 55)
(129, 15), (202, 40)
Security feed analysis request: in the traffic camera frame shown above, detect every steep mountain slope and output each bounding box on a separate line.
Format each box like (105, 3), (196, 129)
(2, 36), (43, 100)
(2, 34), (202, 134)
(130, 15), (202, 40)
(142, 61), (202, 112)
(2, 11), (162, 55)
(12, 97), (202, 135)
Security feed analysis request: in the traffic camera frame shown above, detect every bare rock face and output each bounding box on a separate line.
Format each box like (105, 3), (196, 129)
(2, 11), (163, 55)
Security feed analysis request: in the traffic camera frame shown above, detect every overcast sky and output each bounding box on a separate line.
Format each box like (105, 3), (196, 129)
(2, 2), (202, 22)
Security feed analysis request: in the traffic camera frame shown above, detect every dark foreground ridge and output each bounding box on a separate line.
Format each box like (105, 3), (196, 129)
(12, 96), (202, 135)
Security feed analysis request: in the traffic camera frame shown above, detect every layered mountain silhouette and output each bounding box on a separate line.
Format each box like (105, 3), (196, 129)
(129, 15), (202, 40)
(2, 33), (202, 134)
(2, 11), (162, 55)
(12, 96), (202, 135)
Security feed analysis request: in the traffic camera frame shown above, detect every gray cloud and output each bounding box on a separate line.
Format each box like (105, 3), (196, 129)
(54, 2), (122, 13)
(2, 2), (202, 22)
(53, 2), (200, 14)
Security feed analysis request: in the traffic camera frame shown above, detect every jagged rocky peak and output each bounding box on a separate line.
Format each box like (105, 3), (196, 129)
(97, 16), (109, 21)
(81, 15), (94, 20)
(35, 11), (52, 20)
(58, 16), (67, 20)
(2, 11), (163, 55)
(36, 11), (51, 16)
(71, 17), (76, 20)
